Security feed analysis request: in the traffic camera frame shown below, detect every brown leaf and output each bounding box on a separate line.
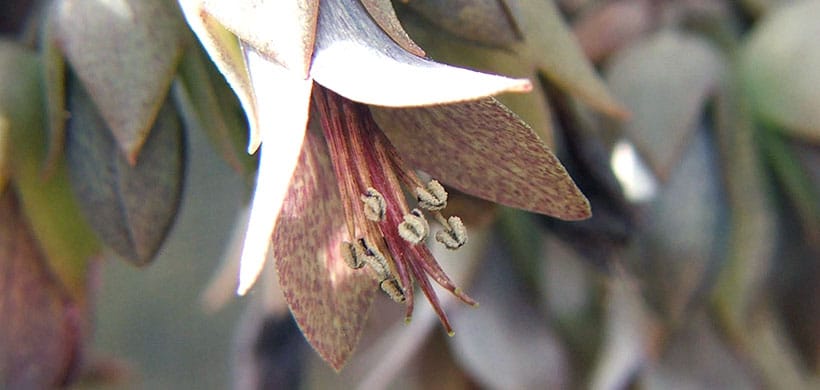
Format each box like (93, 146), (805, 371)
(371, 98), (591, 220)
(311, 0), (531, 107)
(53, 0), (185, 160)
(203, 0), (319, 77)
(0, 189), (85, 389)
(404, 0), (523, 48)
(740, 0), (820, 142)
(65, 76), (185, 266)
(272, 128), (375, 371)
(606, 30), (724, 180)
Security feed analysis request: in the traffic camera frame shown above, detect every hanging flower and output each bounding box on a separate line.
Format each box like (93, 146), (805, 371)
(180, 0), (590, 369)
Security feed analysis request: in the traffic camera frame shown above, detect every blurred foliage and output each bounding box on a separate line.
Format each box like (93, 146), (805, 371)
(1, 0), (819, 389)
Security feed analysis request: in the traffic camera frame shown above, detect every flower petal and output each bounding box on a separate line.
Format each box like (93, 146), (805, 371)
(237, 47), (313, 295)
(310, 0), (531, 107)
(371, 99), (590, 220)
(203, 0), (318, 77)
(54, 0), (185, 160)
(272, 128), (376, 371)
(178, 0), (262, 152)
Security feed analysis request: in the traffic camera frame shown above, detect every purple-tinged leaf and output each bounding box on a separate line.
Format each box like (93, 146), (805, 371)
(0, 189), (86, 389)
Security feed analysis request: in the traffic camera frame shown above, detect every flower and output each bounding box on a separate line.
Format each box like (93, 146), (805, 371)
(180, 0), (590, 369)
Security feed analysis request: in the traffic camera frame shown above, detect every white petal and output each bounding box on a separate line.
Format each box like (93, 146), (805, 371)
(237, 45), (313, 295)
(310, 0), (531, 107)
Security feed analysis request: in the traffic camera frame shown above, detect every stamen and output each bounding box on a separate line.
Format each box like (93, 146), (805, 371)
(340, 241), (364, 269)
(398, 208), (429, 244)
(360, 187), (387, 222)
(379, 278), (406, 303)
(435, 216), (468, 249)
(358, 238), (390, 280)
(416, 180), (448, 211)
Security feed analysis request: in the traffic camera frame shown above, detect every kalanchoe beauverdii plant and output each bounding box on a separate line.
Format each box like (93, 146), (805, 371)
(180, 0), (590, 368)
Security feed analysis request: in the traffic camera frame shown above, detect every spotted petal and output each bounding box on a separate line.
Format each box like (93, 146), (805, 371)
(371, 99), (590, 220)
(311, 0), (531, 107)
(272, 128), (375, 371)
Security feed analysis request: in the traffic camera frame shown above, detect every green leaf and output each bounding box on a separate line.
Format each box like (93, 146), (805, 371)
(606, 30), (724, 180)
(52, 0), (186, 160)
(1, 39), (100, 301)
(65, 76), (185, 266)
(740, 0), (820, 143)
(177, 44), (256, 179)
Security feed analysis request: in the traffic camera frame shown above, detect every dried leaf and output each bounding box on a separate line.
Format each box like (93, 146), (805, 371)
(405, 0), (523, 48)
(0, 189), (85, 389)
(203, 0), (318, 77)
(311, 0), (531, 107)
(53, 0), (185, 160)
(65, 76), (184, 266)
(517, 0), (628, 118)
(272, 128), (375, 371)
(740, 0), (820, 142)
(360, 0), (426, 56)
(606, 30), (724, 180)
(371, 98), (591, 220)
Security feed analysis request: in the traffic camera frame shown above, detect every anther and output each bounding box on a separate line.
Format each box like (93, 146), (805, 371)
(360, 187), (386, 222)
(416, 180), (448, 211)
(340, 241), (364, 269)
(435, 216), (468, 249)
(380, 278), (406, 303)
(359, 238), (390, 280)
(398, 208), (429, 244)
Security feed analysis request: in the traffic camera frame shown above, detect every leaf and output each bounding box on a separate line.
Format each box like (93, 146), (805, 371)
(572, 0), (653, 62)
(606, 30), (724, 180)
(311, 0), (531, 107)
(65, 76), (185, 266)
(203, 0), (319, 77)
(740, 0), (820, 143)
(40, 5), (67, 175)
(516, 0), (628, 118)
(178, 0), (262, 152)
(53, 0), (186, 160)
(360, 0), (426, 57)
(404, 0), (523, 48)
(177, 44), (255, 177)
(371, 98), (591, 220)
(0, 115), (8, 194)
(272, 128), (375, 371)
(0, 189), (86, 389)
(1, 40), (99, 301)
(448, 237), (570, 389)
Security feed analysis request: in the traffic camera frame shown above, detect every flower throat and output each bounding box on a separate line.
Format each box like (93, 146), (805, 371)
(312, 85), (476, 334)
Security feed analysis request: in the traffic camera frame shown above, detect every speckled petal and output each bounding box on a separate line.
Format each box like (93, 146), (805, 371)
(311, 0), (531, 107)
(272, 128), (376, 371)
(203, 0), (318, 77)
(371, 99), (590, 220)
